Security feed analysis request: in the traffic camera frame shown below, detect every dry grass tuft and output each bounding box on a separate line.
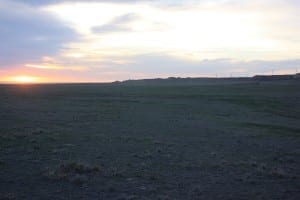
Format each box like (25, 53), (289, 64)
(58, 162), (101, 174)
(70, 174), (89, 186)
(44, 161), (101, 185)
(268, 167), (290, 179)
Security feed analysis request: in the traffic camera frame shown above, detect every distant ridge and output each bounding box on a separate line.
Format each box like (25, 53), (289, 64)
(113, 73), (300, 85)
(253, 73), (300, 80)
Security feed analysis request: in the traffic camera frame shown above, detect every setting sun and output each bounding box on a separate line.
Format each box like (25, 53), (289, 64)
(9, 76), (41, 84)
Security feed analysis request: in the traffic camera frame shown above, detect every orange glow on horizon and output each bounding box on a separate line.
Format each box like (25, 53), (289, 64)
(0, 74), (110, 84)
(2, 76), (44, 84)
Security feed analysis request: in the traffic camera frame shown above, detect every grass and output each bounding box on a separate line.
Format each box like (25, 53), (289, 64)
(0, 193), (16, 200)
(239, 122), (300, 137)
(45, 161), (101, 185)
(0, 80), (299, 199)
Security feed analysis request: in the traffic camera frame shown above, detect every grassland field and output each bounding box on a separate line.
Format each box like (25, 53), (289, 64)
(0, 80), (299, 199)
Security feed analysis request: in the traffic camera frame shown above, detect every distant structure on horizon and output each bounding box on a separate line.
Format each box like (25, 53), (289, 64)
(253, 73), (300, 81)
(114, 73), (300, 85)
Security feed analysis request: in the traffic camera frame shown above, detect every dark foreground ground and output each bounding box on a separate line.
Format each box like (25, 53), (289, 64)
(0, 80), (299, 199)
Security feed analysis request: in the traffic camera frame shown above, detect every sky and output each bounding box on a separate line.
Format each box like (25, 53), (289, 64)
(0, 0), (299, 83)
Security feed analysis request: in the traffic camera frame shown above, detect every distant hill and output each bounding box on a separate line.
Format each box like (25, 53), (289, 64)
(113, 74), (300, 86)
(253, 73), (300, 80)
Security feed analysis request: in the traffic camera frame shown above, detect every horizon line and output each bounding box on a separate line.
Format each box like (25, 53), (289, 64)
(1, 73), (299, 85)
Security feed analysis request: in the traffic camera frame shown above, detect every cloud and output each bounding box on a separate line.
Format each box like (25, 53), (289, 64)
(0, 0), (79, 68)
(43, 52), (299, 80)
(99, 54), (300, 77)
(15, 0), (154, 6)
(25, 64), (86, 71)
(1, 0), (299, 82)
(92, 13), (139, 34)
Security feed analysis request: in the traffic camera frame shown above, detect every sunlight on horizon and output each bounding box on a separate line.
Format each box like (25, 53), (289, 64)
(4, 76), (43, 84)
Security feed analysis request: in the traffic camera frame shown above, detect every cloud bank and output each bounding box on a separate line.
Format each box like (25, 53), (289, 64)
(92, 13), (139, 34)
(0, 0), (78, 68)
(0, 0), (299, 82)
(15, 0), (154, 6)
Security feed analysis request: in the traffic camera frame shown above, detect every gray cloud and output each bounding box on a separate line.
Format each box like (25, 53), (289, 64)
(14, 0), (300, 9)
(92, 13), (139, 34)
(0, 0), (79, 68)
(98, 54), (300, 77)
(15, 0), (154, 6)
